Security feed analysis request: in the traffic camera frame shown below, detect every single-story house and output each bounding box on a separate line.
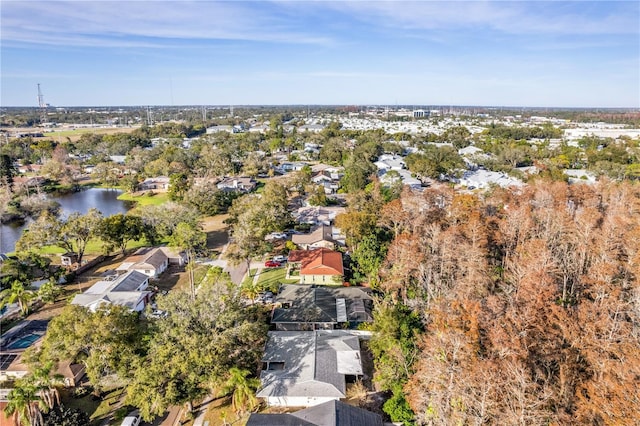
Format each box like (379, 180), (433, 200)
(117, 247), (186, 278)
(288, 248), (344, 285)
(139, 176), (170, 191)
(294, 206), (346, 226)
(257, 330), (363, 407)
(117, 247), (168, 278)
(271, 284), (373, 331)
(246, 400), (383, 426)
(292, 225), (337, 250)
(216, 176), (257, 192)
(71, 270), (151, 312)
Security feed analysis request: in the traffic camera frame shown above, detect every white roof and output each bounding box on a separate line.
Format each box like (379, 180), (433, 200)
(257, 330), (362, 399)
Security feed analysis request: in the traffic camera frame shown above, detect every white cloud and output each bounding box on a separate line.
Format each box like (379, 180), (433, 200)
(319, 1), (639, 36)
(1, 1), (332, 47)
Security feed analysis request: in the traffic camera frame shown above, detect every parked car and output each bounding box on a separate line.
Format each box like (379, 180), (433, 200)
(273, 255), (288, 263)
(264, 260), (281, 267)
(258, 291), (275, 304)
(121, 412), (141, 426)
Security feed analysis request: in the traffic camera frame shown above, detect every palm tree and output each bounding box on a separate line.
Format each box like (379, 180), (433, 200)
(219, 367), (260, 414)
(0, 281), (37, 316)
(4, 381), (45, 426)
(31, 362), (64, 411)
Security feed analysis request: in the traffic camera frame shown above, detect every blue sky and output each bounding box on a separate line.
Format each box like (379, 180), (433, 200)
(1, 1), (638, 107)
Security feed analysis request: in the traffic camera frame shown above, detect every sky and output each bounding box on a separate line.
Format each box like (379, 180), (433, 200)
(1, 1), (639, 108)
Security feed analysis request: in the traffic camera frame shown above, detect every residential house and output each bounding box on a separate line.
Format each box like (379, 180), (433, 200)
(297, 124), (326, 133)
(271, 284), (373, 331)
(277, 162), (307, 174)
(374, 154), (405, 172)
(117, 247), (169, 278)
(292, 225), (343, 250)
(139, 176), (170, 191)
(216, 176), (257, 193)
(206, 125), (234, 134)
(56, 361), (86, 387)
(294, 206), (346, 226)
(257, 330), (363, 407)
(288, 248), (344, 285)
(246, 400), (383, 426)
(71, 270), (151, 312)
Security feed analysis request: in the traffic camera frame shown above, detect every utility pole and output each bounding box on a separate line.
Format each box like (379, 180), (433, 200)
(37, 83), (47, 124)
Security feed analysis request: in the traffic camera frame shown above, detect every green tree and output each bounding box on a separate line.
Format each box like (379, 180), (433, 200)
(441, 125), (471, 149)
(308, 185), (328, 206)
(219, 367), (260, 414)
(125, 273), (267, 421)
(37, 280), (61, 305)
(0, 154), (16, 188)
(351, 233), (387, 286)
(30, 361), (64, 411)
(383, 386), (415, 425)
(43, 405), (90, 426)
(96, 213), (148, 256)
(170, 222), (207, 299)
(16, 209), (103, 264)
(0, 280), (37, 316)
(34, 305), (145, 393)
(183, 185), (237, 216)
(4, 381), (44, 426)
(405, 145), (464, 179)
(138, 202), (200, 238)
(168, 173), (190, 201)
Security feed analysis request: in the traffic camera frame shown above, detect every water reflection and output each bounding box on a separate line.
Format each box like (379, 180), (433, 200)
(0, 188), (132, 253)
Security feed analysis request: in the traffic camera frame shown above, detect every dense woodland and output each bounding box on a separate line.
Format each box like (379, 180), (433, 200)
(365, 180), (640, 425)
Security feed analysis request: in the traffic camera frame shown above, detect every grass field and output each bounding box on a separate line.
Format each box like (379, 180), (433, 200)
(36, 236), (165, 258)
(42, 126), (138, 142)
(242, 266), (298, 293)
(117, 191), (170, 209)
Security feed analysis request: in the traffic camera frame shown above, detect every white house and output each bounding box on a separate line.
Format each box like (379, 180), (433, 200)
(71, 270), (151, 312)
(116, 247), (169, 278)
(257, 330), (363, 407)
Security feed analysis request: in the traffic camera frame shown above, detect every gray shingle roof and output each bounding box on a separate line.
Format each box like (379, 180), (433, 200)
(257, 331), (362, 401)
(247, 400), (383, 426)
(271, 285), (373, 325)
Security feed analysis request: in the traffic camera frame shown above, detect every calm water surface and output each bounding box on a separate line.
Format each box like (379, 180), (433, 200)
(0, 188), (132, 253)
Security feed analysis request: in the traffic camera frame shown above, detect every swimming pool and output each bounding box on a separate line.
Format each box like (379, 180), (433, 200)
(6, 332), (44, 350)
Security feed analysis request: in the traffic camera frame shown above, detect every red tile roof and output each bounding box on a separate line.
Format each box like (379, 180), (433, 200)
(289, 248), (343, 276)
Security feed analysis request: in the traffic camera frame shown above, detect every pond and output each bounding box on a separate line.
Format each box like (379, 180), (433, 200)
(0, 188), (132, 253)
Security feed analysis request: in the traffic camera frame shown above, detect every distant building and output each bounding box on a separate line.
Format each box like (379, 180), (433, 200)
(216, 176), (257, 192)
(139, 176), (170, 191)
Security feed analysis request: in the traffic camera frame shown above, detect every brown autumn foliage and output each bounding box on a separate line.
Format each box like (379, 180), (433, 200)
(378, 180), (640, 425)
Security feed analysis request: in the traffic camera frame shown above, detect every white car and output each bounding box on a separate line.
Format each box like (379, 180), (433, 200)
(121, 412), (141, 426)
(273, 255), (288, 263)
(266, 232), (288, 240)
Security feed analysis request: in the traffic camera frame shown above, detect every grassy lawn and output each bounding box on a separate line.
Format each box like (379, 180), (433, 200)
(61, 387), (128, 426)
(198, 396), (250, 426)
(42, 126), (138, 142)
(242, 267), (298, 293)
(35, 237), (166, 258)
(117, 191), (170, 209)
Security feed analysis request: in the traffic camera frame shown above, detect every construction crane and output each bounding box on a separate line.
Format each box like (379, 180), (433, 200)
(37, 83), (47, 124)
